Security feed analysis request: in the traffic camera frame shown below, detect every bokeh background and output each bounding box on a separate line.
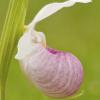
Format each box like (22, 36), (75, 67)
(0, 0), (100, 100)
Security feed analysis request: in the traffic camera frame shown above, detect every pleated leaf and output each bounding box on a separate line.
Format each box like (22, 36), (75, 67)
(0, 0), (28, 100)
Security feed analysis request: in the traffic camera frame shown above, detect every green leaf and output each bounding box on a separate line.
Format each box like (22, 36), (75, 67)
(0, 0), (28, 100)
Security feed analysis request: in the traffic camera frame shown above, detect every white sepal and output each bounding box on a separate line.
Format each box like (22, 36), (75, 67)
(28, 0), (92, 28)
(72, 0), (92, 3)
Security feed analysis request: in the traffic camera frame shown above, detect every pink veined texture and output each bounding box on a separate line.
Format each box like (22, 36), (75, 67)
(21, 44), (83, 98)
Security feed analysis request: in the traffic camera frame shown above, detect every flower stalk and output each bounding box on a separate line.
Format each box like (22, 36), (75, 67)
(0, 0), (28, 100)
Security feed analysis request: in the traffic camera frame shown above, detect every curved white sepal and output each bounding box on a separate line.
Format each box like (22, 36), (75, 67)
(72, 0), (92, 3)
(28, 0), (92, 28)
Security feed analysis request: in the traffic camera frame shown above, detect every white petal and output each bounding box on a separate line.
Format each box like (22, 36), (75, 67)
(15, 28), (46, 60)
(28, 0), (92, 28)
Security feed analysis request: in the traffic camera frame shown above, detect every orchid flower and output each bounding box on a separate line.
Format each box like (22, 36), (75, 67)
(15, 0), (92, 98)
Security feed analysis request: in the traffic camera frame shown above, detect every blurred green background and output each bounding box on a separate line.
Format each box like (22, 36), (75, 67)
(0, 0), (100, 100)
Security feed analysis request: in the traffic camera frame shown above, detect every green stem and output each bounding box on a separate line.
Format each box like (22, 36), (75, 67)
(0, 0), (28, 100)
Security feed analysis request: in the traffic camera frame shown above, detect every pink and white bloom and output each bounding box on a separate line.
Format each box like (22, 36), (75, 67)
(15, 0), (92, 98)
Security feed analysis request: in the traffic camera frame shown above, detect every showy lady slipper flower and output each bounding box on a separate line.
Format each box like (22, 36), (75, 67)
(15, 0), (92, 98)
